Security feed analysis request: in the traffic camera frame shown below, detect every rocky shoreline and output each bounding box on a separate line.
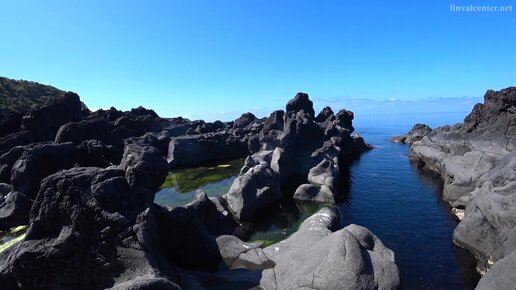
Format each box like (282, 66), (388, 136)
(394, 87), (515, 289)
(0, 77), (400, 289)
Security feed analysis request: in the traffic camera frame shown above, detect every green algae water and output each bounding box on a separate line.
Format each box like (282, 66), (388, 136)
(248, 201), (326, 247)
(0, 225), (28, 254)
(154, 158), (244, 206)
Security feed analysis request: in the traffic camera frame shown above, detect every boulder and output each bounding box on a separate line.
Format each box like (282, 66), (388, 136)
(216, 235), (274, 270)
(476, 251), (516, 290)
(0, 112), (22, 138)
(258, 208), (400, 290)
(10, 142), (80, 199)
(233, 112), (257, 129)
(293, 184), (335, 203)
(77, 139), (122, 168)
(392, 123), (432, 144)
(224, 151), (282, 221)
(21, 92), (82, 141)
(286, 92), (315, 118)
(0, 131), (34, 156)
(55, 119), (114, 145)
(118, 143), (169, 213)
(307, 158), (340, 190)
(167, 133), (248, 168)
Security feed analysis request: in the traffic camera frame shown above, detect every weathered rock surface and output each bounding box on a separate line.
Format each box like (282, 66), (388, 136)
(194, 208), (400, 290)
(402, 87), (516, 283)
(223, 93), (370, 221)
(476, 251), (516, 290)
(0, 144), (176, 289)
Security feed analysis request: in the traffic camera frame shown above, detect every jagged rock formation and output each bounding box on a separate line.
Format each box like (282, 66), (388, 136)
(0, 77), (398, 290)
(395, 87), (516, 288)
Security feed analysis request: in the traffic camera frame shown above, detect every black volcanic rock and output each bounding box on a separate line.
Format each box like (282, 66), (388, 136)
(11, 142), (79, 199)
(392, 123), (433, 143)
(286, 92), (315, 117)
(0, 112), (23, 138)
(233, 112), (258, 129)
(223, 93), (371, 222)
(0, 192), (33, 231)
(0, 77), (398, 290)
(55, 119), (114, 145)
(0, 143), (175, 289)
(0, 131), (34, 156)
(21, 92), (82, 141)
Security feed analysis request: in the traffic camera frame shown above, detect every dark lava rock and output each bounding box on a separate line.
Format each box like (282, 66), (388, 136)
(286, 92), (315, 117)
(77, 139), (122, 167)
(55, 119), (114, 145)
(0, 131), (34, 156)
(0, 143), (175, 289)
(392, 123), (432, 143)
(167, 133), (248, 168)
(0, 112), (22, 138)
(0, 192), (33, 231)
(233, 112), (257, 129)
(11, 142), (79, 199)
(21, 92), (82, 141)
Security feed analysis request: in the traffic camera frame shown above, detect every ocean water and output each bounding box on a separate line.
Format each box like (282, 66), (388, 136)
(155, 112), (481, 289)
(345, 112), (481, 290)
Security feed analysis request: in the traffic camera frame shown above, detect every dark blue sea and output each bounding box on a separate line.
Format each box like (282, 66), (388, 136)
(345, 112), (480, 290)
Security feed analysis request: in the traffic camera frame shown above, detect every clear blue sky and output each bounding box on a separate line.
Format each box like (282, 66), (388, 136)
(1, 0), (515, 120)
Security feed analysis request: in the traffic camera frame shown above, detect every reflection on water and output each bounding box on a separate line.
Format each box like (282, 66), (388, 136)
(154, 158), (244, 206)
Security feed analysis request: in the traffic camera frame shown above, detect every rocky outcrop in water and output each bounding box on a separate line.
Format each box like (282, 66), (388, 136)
(0, 77), (398, 290)
(397, 87), (516, 287)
